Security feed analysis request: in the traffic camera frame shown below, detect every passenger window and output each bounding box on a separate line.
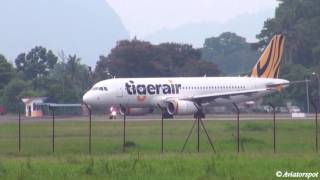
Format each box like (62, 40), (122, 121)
(99, 87), (103, 91)
(104, 87), (108, 91)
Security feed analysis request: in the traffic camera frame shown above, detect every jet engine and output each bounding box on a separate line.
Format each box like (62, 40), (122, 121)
(119, 107), (154, 116)
(166, 100), (198, 115)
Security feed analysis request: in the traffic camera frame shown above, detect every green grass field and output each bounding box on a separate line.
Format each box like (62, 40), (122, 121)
(0, 117), (319, 179)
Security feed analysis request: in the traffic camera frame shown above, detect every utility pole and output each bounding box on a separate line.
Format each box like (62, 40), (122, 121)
(312, 72), (320, 107)
(306, 78), (310, 113)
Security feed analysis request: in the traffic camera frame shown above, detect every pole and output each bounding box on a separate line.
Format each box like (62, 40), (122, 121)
(18, 110), (21, 152)
(273, 106), (276, 153)
(316, 108), (318, 153)
(312, 72), (320, 108)
(237, 109), (239, 153)
(52, 107), (55, 153)
(123, 114), (126, 153)
(89, 108), (92, 154)
(199, 119), (216, 153)
(197, 117), (200, 152)
(161, 113), (164, 153)
(310, 101), (318, 153)
(269, 103), (276, 153)
(181, 116), (216, 153)
(157, 104), (164, 153)
(317, 75), (320, 107)
(306, 78), (310, 113)
(268, 103), (276, 153)
(233, 103), (240, 153)
(181, 119), (197, 152)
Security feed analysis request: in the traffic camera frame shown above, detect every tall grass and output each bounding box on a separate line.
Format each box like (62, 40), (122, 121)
(0, 153), (319, 179)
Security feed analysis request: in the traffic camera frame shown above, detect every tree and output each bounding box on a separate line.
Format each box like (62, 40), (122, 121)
(95, 40), (160, 79)
(66, 55), (81, 82)
(0, 54), (14, 90)
(45, 55), (91, 103)
(94, 39), (220, 81)
(256, 0), (320, 66)
(256, 0), (320, 110)
(15, 46), (58, 80)
(2, 78), (37, 112)
(201, 32), (259, 75)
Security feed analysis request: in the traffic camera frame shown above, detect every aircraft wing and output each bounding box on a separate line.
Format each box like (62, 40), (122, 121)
(180, 88), (268, 103)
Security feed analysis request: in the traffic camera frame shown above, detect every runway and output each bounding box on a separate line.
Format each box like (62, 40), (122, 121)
(0, 113), (316, 123)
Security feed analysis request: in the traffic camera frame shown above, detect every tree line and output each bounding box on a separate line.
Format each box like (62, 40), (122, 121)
(0, 47), (92, 112)
(0, 41), (220, 112)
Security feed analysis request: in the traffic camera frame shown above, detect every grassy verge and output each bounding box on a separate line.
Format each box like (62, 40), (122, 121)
(0, 118), (319, 179)
(0, 153), (319, 179)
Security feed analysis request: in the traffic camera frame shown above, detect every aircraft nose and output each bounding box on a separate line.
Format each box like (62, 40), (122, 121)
(82, 92), (92, 105)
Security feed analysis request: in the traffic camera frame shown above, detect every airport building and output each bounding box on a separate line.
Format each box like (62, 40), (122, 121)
(21, 97), (47, 117)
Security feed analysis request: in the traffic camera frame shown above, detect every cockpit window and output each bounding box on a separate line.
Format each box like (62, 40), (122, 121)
(92, 86), (108, 91)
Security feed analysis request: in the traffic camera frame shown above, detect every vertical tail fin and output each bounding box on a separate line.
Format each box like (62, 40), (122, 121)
(250, 34), (285, 78)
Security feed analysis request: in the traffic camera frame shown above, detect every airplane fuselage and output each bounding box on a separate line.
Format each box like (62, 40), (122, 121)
(83, 77), (288, 108)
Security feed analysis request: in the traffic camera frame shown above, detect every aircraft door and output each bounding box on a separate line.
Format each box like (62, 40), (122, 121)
(116, 86), (123, 98)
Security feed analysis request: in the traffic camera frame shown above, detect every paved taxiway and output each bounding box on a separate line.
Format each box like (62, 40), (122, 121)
(0, 113), (316, 123)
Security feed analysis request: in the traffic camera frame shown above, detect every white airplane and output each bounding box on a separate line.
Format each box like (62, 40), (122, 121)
(83, 34), (288, 118)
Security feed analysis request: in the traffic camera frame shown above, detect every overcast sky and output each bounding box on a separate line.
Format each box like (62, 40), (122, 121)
(105, 0), (279, 38)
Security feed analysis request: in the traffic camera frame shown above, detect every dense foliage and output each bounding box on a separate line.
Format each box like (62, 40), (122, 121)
(0, 50), (92, 112)
(256, 0), (320, 110)
(201, 32), (259, 75)
(0, 41), (220, 112)
(94, 39), (220, 81)
(15, 46), (58, 80)
(0, 55), (14, 90)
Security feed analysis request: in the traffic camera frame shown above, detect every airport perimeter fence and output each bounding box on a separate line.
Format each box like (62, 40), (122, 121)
(0, 103), (319, 155)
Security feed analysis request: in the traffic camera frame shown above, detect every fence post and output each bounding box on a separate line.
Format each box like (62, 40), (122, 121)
(161, 113), (164, 153)
(269, 103), (276, 153)
(89, 107), (92, 154)
(50, 106), (55, 153)
(316, 108), (318, 153)
(197, 117), (200, 152)
(157, 104), (165, 153)
(84, 104), (92, 154)
(310, 100), (318, 153)
(233, 103), (240, 153)
(18, 109), (21, 152)
(123, 114), (126, 153)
